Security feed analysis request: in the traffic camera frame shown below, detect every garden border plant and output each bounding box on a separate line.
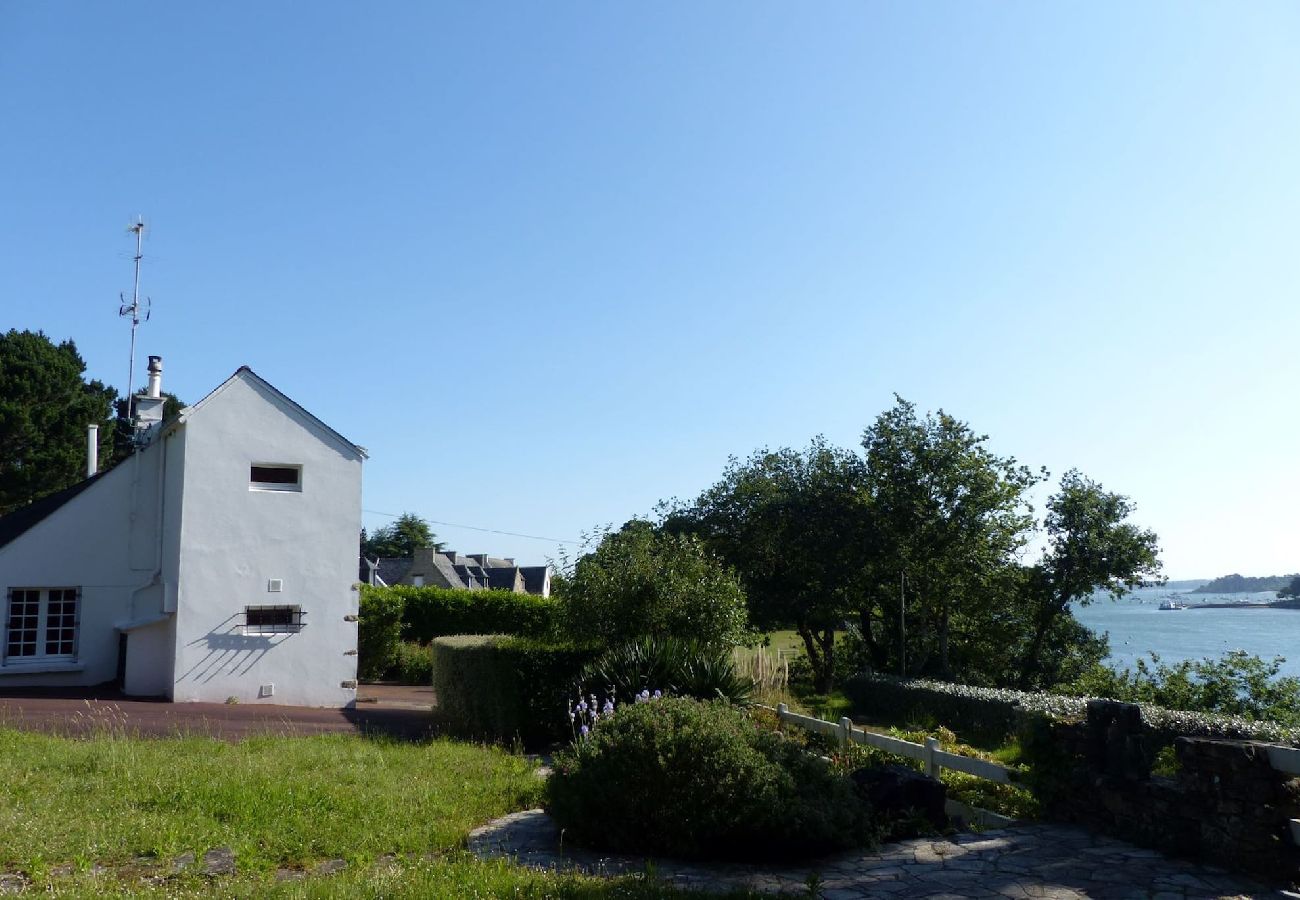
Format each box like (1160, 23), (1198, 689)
(547, 696), (873, 861)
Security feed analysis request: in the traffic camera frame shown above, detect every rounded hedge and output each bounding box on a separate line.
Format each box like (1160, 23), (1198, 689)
(546, 697), (867, 860)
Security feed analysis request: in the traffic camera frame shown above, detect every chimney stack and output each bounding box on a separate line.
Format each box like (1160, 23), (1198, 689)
(133, 355), (167, 439)
(146, 355), (163, 398)
(86, 424), (98, 478)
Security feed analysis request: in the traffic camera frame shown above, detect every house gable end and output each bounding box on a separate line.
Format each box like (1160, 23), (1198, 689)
(182, 367), (366, 463)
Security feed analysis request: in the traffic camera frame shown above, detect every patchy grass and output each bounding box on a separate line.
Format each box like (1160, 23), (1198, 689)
(0, 729), (542, 874)
(17, 854), (765, 898)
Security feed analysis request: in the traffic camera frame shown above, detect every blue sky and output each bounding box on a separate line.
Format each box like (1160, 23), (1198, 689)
(2, 3), (1297, 579)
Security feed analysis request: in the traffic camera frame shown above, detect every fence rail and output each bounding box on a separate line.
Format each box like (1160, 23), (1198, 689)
(762, 703), (1015, 784)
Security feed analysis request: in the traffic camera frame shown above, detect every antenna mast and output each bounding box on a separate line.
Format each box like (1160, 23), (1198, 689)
(118, 217), (151, 422)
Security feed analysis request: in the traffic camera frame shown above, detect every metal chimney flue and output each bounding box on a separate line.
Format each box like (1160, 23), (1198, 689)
(86, 424), (99, 478)
(146, 355), (163, 398)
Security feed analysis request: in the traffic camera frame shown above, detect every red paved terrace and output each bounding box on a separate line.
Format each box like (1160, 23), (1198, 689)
(0, 684), (435, 741)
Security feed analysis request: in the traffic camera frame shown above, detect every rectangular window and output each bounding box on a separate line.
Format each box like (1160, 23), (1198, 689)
(5, 588), (79, 661)
(244, 605), (304, 634)
(249, 464), (302, 492)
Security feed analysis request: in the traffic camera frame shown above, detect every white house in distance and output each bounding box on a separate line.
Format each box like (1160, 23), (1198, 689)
(0, 358), (366, 707)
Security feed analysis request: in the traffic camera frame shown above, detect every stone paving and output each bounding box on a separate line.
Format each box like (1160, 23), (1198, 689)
(469, 809), (1289, 898)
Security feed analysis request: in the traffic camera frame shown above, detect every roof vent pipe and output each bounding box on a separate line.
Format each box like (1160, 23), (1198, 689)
(146, 355), (163, 398)
(86, 424), (99, 478)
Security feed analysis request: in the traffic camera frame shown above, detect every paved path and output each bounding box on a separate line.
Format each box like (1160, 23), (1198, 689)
(0, 686), (435, 740)
(469, 809), (1284, 899)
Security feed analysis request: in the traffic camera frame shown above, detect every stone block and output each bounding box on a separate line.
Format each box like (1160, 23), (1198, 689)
(851, 763), (949, 831)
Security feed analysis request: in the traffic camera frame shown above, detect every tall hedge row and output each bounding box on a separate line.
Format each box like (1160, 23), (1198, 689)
(431, 635), (601, 747)
(358, 585), (563, 682)
(359, 584), (562, 642)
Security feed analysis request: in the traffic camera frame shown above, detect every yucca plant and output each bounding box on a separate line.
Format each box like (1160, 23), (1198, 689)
(577, 636), (753, 706)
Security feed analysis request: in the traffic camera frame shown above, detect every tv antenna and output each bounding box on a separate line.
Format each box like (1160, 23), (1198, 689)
(118, 217), (151, 421)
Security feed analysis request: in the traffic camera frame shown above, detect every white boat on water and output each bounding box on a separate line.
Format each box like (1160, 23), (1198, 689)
(1158, 597), (1186, 610)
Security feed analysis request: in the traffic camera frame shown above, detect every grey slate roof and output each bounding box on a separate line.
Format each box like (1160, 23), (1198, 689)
(520, 566), (549, 595)
(486, 567), (521, 591)
(375, 557), (413, 586)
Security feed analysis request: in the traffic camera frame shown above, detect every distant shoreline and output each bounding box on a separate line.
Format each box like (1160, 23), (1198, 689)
(1186, 599), (1300, 610)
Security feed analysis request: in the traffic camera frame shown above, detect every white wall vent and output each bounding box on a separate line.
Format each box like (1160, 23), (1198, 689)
(267, 579), (283, 593)
(259, 683), (274, 698)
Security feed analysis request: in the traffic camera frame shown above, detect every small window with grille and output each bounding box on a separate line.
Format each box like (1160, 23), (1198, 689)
(4, 588), (79, 662)
(244, 605), (304, 634)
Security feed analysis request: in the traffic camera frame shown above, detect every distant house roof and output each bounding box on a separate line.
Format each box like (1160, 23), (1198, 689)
(0, 473), (105, 551)
(375, 557), (413, 586)
(486, 566), (520, 591)
(520, 566), (549, 595)
(430, 553), (465, 588)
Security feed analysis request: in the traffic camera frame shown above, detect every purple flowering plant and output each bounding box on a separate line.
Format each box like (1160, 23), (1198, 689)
(568, 686), (666, 742)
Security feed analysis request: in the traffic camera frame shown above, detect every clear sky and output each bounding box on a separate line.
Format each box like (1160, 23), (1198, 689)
(2, 3), (1297, 579)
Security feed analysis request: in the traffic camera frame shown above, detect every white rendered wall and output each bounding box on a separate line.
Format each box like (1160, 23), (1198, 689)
(123, 619), (175, 696)
(169, 374), (362, 707)
(0, 435), (177, 690)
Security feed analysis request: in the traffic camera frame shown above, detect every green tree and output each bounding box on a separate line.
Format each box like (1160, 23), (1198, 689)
(1014, 470), (1162, 688)
(1065, 651), (1300, 726)
(560, 520), (749, 647)
(666, 438), (869, 692)
(1278, 576), (1300, 600)
(361, 513), (443, 558)
(0, 330), (117, 515)
(858, 397), (1043, 682)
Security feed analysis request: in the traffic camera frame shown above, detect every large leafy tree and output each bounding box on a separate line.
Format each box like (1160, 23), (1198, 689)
(0, 330), (117, 515)
(361, 512), (442, 558)
(559, 519), (749, 647)
(1013, 470), (1162, 688)
(858, 398), (1043, 681)
(666, 438), (869, 691)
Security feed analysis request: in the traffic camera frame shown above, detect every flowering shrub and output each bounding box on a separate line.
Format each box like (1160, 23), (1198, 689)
(567, 688), (662, 741)
(547, 697), (869, 860)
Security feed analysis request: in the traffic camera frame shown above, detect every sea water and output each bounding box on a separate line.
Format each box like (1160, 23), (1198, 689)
(1071, 585), (1300, 679)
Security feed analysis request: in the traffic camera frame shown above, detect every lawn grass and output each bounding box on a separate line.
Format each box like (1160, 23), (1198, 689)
(0, 728), (542, 874)
(24, 855), (765, 898)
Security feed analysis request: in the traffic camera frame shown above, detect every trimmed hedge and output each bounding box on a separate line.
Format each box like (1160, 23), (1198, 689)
(432, 635), (601, 748)
(843, 673), (1300, 746)
(357, 587), (405, 681)
(361, 585), (561, 643)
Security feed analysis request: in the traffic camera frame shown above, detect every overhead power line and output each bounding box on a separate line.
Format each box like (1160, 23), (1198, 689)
(362, 509), (583, 545)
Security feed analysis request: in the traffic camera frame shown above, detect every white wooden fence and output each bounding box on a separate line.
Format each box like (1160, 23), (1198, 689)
(766, 704), (1300, 839)
(765, 703), (1015, 783)
(761, 703), (1020, 827)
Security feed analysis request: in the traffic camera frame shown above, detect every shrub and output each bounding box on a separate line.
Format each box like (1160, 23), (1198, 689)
(389, 641), (433, 684)
(843, 673), (1300, 747)
(359, 584), (562, 643)
(1060, 651), (1300, 727)
(577, 636), (753, 707)
(560, 521), (750, 646)
(431, 635), (601, 748)
(357, 587), (405, 681)
(547, 697), (868, 860)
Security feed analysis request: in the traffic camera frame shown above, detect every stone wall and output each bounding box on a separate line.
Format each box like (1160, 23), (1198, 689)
(1040, 699), (1300, 886)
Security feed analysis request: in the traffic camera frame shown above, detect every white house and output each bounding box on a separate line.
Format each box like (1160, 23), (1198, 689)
(0, 358), (366, 707)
